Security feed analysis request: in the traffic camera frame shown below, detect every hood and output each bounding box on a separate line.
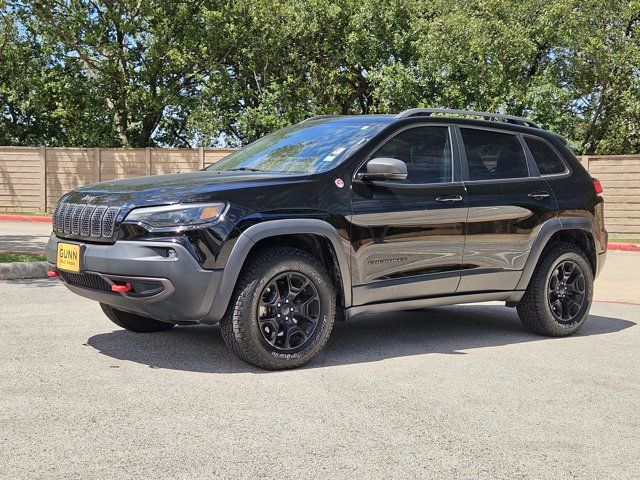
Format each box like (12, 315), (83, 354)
(60, 170), (312, 208)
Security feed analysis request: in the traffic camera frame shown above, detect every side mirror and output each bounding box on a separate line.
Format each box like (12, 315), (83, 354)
(357, 157), (408, 181)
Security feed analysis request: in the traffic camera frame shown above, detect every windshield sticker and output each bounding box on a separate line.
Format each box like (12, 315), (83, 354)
(360, 125), (371, 130)
(322, 147), (346, 162)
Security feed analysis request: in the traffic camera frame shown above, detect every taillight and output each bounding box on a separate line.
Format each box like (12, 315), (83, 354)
(592, 178), (603, 195)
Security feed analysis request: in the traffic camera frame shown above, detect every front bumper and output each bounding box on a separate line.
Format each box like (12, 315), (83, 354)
(46, 234), (223, 324)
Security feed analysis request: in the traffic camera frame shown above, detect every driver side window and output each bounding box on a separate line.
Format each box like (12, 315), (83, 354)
(374, 126), (452, 184)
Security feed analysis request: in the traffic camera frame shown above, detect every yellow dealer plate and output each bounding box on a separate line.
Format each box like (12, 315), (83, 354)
(57, 242), (81, 272)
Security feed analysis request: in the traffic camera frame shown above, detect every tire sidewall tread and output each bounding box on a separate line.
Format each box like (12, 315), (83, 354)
(220, 247), (336, 370)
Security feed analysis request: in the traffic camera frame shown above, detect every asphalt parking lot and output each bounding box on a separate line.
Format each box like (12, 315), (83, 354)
(1, 252), (639, 479)
(0, 220), (50, 253)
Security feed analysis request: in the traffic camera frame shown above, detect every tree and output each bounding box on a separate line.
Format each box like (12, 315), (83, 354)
(22, 0), (231, 147)
(1, 0), (639, 153)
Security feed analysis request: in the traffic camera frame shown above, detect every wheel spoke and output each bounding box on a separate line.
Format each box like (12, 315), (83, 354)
(295, 295), (319, 323)
(567, 277), (585, 294)
(566, 296), (580, 308)
(258, 316), (279, 341)
(562, 262), (574, 280)
(260, 282), (279, 306)
(554, 266), (564, 283)
(284, 325), (308, 349)
(288, 273), (309, 295)
(276, 276), (290, 299)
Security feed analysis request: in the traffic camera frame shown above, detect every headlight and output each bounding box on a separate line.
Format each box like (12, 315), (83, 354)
(124, 202), (227, 230)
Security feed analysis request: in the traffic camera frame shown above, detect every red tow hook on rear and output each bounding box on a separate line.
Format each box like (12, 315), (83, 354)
(111, 282), (132, 293)
(47, 270), (59, 278)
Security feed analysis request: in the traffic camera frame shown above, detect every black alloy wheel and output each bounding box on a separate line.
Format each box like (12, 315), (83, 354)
(547, 260), (586, 322)
(257, 272), (321, 351)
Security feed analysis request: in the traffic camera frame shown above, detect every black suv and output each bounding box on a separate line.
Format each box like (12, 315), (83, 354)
(46, 108), (608, 369)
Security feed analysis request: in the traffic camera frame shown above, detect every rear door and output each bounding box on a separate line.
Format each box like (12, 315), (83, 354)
(350, 124), (468, 306)
(456, 126), (557, 292)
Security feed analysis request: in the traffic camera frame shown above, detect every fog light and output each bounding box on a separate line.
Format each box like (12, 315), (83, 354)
(166, 249), (177, 259)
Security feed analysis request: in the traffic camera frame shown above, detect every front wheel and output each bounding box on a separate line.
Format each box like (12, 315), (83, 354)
(517, 242), (594, 336)
(220, 247), (336, 370)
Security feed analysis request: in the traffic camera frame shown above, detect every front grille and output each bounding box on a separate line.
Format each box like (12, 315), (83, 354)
(58, 271), (112, 292)
(53, 202), (121, 240)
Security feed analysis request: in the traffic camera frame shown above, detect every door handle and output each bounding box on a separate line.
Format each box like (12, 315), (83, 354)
(436, 195), (463, 204)
(528, 190), (550, 200)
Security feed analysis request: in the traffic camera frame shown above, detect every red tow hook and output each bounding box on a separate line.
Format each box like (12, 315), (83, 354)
(47, 270), (59, 278)
(111, 282), (132, 293)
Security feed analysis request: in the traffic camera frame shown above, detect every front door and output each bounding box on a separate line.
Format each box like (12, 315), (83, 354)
(456, 126), (558, 292)
(350, 125), (468, 306)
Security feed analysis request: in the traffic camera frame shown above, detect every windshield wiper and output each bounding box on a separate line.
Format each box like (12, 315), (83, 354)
(227, 167), (263, 172)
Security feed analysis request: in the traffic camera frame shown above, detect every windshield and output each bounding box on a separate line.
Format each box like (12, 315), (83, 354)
(208, 119), (390, 174)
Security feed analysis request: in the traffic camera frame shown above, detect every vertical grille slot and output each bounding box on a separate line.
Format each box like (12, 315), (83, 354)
(63, 203), (75, 233)
(81, 205), (96, 237)
(71, 204), (85, 235)
(52, 203), (62, 232)
(102, 207), (121, 238)
(91, 206), (108, 237)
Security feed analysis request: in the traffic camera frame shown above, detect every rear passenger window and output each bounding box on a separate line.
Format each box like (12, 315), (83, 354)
(461, 128), (529, 180)
(525, 137), (567, 175)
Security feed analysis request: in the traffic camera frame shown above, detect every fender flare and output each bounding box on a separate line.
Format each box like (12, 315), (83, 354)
(206, 219), (352, 322)
(515, 216), (595, 290)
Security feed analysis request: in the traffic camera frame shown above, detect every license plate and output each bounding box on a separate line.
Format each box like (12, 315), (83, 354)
(57, 243), (81, 272)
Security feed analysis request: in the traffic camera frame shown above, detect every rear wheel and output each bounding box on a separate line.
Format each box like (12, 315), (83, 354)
(517, 242), (593, 336)
(220, 247), (336, 370)
(100, 304), (175, 333)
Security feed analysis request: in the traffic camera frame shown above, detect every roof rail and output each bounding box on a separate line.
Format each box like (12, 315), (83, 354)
(396, 108), (540, 128)
(301, 115), (341, 123)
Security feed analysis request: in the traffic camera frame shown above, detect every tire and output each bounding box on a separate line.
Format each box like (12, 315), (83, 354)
(100, 303), (175, 333)
(517, 242), (594, 336)
(220, 247), (336, 370)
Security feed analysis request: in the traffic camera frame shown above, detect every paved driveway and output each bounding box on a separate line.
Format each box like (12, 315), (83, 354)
(1, 257), (639, 479)
(0, 220), (51, 253)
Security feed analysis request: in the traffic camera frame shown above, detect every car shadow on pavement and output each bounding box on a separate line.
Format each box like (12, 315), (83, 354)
(87, 304), (636, 374)
(0, 234), (50, 253)
(5, 278), (58, 288)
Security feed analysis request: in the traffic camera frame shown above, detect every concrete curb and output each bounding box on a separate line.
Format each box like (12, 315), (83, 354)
(0, 261), (50, 280)
(608, 242), (640, 252)
(0, 215), (51, 223)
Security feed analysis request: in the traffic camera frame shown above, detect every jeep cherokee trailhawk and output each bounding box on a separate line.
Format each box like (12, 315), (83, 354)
(47, 108), (608, 369)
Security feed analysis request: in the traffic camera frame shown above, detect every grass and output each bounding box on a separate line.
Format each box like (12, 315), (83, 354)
(0, 252), (47, 263)
(609, 237), (640, 244)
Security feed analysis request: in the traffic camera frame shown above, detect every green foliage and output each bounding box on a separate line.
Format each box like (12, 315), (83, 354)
(0, 252), (47, 263)
(0, 0), (639, 153)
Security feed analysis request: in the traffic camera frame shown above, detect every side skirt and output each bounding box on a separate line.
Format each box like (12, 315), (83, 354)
(345, 290), (525, 319)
